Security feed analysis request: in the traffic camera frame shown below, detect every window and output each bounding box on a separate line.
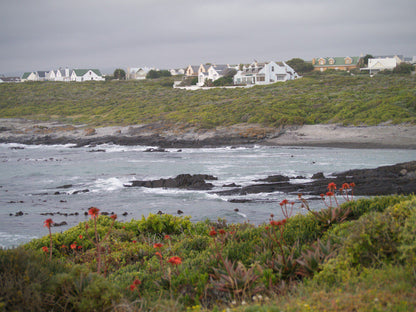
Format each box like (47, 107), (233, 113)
(271, 66), (274, 71)
(345, 57), (352, 64)
(329, 58), (335, 65)
(319, 58), (326, 65)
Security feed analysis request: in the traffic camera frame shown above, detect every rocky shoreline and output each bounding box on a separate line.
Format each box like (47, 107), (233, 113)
(1, 118), (416, 149)
(122, 161), (416, 200)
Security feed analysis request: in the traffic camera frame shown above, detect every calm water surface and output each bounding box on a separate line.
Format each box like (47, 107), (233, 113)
(1, 143), (415, 248)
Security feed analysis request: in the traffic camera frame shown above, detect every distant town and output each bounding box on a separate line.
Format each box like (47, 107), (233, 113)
(1, 54), (415, 88)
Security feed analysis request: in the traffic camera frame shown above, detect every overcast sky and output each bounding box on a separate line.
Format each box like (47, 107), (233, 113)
(1, 0), (415, 75)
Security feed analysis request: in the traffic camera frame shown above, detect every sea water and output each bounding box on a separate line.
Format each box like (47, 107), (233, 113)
(1, 143), (415, 248)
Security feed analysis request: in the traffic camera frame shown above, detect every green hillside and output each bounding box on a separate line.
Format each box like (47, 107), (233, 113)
(0, 73), (415, 128)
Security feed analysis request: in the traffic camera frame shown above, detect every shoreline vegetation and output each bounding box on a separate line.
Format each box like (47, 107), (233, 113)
(0, 72), (415, 149)
(1, 193), (416, 311)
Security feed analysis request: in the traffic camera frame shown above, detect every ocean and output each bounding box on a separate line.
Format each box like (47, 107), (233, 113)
(1, 142), (415, 248)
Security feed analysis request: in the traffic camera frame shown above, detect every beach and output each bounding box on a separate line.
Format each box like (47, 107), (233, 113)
(0, 118), (416, 149)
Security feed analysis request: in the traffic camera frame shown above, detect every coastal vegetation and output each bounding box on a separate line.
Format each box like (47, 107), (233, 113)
(0, 72), (415, 129)
(1, 189), (416, 311)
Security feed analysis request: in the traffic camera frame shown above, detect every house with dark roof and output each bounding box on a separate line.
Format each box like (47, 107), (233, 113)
(197, 64), (235, 86)
(185, 64), (209, 77)
(312, 56), (361, 71)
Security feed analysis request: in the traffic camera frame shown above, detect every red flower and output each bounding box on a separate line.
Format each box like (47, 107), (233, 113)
(164, 235), (171, 240)
(79, 235), (83, 239)
(77, 245), (82, 250)
(350, 182), (356, 188)
(132, 240), (137, 244)
(326, 191), (334, 197)
(218, 229), (226, 235)
(209, 229), (217, 236)
(129, 284), (136, 291)
(320, 193), (325, 198)
(43, 218), (53, 228)
(110, 214), (117, 220)
(61, 245), (67, 249)
(327, 182), (337, 191)
(70, 243), (77, 250)
(280, 199), (289, 206)
(168, 256), (182, 265)
(270, 220), (279, 226)
(88, 207), (100, 219)
(133, 279), (141, 285)
(155, 251), (162, 259)
(342, 183), (350, 189)
(153, 243), (163, 249)
(42, 246), (49, 253)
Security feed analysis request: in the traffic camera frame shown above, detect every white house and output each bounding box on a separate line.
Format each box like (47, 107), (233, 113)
(361, 57), (398, 74)
(197, 64), (234, 86)
(54, 68), (71, 82)
(169, 68), (185, 76)
(127, 67), (154, 80)
(70, 69), (104, 82)
(233, 61), (299, 85)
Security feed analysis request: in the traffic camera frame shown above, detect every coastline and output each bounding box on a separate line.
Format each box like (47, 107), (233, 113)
(0, 118), (416, 149)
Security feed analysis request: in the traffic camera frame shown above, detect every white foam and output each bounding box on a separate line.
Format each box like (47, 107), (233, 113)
(91, 177), (125, 192)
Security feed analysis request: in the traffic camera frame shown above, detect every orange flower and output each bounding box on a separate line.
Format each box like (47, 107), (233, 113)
(155, 251), (162, 259)
(342, 183), (350, 189)
(61, 245), (67, 249)
(79, 235), (83, 239)
(168, 256), (182, 265)
(153, 243), (163, 249)
(110, 214), (117, 220)
(350, 182), (356, 188)
(42, 246), (49, 253)
(327, 182), (337, 191)
(320, 193), (325, 198)
(164, 235), (171, 240)
(43, 218), (53, 228)
(70, 243), (77, 250)
(326, 191), (334, 197)
(88, 207), (100, 219)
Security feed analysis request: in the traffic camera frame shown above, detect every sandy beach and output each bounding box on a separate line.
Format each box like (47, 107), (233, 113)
(0, 118), (416, 149)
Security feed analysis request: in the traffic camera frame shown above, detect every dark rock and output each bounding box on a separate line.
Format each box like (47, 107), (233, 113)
(57, 184), (73, 189)
(223, 183), (241, 187)
(122, 212), (128, 216)
(144, 147), (167, 152)
(101, 212), (109, 215)
(126, 174), (218, 190)
(234, 208), (239, 212)
(9, 146), (24, 150)
(177, 210), (183, 215)
(53, 221), (67, 227)
(312, 172), (325, 179)
(72, 189), (89, 194)
(89, 149), (106, 152)
(15, 211), (24, 216)
(84, 212), (88, 216)
(215, 161), (416, 198)
(255, 175), (290, 183)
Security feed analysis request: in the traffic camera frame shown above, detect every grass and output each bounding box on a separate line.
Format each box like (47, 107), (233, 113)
(0, 73), (415, 128)
(1, 193), (416, 311)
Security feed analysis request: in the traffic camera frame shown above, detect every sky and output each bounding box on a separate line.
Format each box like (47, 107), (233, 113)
(0, 0), (415, 75)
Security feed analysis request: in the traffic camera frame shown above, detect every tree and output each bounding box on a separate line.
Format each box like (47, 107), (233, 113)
(393, 63), (415, 74)
(113, 68), (126, 80)
(286, 58), (314, 74)
(146, 70), (172, 79)
(359, 54), (374, 68)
